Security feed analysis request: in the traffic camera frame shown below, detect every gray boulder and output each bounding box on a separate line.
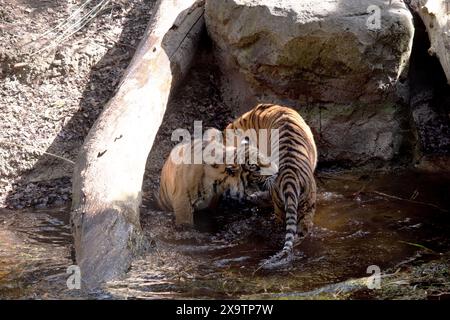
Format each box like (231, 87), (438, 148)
(205, 0), (416, 166)
(205, 0), (414, 103)
(205, 0), (414, 104)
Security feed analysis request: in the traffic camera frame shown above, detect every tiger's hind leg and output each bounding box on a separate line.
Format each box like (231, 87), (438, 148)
(258, 191), (316, 271)
(296, 188), (317, 241)
(272, 193), (285, 224)
(297, 204), (315, 241)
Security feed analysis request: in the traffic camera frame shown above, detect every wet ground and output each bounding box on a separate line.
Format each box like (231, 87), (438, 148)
(0, 169), (449, 299)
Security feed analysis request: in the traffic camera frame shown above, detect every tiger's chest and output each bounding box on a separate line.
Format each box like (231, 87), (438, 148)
(191, 181), (219, 210)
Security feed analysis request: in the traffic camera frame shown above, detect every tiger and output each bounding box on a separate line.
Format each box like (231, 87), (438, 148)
(157, 129), (244, 226)
(157, 127), (278, 227)
(224, 103), (317, 267)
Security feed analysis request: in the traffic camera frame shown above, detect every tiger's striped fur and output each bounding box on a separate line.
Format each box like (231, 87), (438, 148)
(225, 103), (317, 266)
(157, 131), (244, 226)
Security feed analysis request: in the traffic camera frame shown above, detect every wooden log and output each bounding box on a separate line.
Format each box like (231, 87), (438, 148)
(71, 0), (205, 290)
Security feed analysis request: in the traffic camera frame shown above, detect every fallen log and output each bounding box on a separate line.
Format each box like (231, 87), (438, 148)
(71, 0), (205, 289)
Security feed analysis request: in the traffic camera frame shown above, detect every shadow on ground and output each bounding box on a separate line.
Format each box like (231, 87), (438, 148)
(5, 0), (155, 209)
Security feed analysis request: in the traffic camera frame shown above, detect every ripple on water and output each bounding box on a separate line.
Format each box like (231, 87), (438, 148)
(1, 170), (449, 299)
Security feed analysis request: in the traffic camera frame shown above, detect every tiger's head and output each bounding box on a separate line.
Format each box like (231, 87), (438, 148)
(202, 130), (278, 204)
(237, 139), (278, 193)
(201, 133), (246, 204)
(206, 159), (245, 204)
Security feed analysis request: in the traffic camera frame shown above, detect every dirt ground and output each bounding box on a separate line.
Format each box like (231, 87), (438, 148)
(0, 0), (155, 207)
(0, 0), (242, 210)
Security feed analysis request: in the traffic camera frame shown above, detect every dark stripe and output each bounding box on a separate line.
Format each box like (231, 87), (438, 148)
(227, 103), (317, 257)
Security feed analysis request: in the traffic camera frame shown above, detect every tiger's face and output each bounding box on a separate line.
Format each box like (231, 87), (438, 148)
(206, 163), (244, 198)
(204, 144), (246, 204)
(238, 143), (278, 193)
(203, 138), (278, 204)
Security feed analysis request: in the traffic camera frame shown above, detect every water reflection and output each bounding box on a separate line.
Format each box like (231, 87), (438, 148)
(0, 170), (449, 299)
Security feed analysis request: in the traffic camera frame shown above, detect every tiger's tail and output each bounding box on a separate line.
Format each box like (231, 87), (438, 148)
(281, 191), (298, 254)
(255, 177), (300, 271)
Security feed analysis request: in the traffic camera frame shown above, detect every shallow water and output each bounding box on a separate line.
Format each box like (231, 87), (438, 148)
(0, 170), (449, 299)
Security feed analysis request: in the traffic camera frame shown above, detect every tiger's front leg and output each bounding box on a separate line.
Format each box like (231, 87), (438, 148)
(296, 179), (317, 240)
(173, 196), (194, 226)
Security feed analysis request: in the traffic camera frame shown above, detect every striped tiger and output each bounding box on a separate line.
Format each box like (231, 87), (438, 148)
(157, 130), (244, 226)
(157, 127), (277, 227)
(225, 103), (317, 267)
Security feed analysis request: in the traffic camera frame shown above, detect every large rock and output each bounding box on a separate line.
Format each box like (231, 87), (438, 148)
(205, 0), (414, 104)
(301, 102), (409, 167)
(205, 0), (415, 166)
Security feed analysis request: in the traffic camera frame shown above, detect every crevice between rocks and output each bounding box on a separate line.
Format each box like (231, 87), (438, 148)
(406, 9), (450, 171)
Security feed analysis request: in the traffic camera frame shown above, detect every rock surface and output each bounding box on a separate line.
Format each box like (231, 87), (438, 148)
(301, 102), (409, 167)
(205, 0), (414, 104)
(205, 0), (415, 166)
(410, 0), (450, 84)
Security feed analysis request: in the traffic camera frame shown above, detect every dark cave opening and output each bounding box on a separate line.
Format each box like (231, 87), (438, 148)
(407, 11), (450, 159)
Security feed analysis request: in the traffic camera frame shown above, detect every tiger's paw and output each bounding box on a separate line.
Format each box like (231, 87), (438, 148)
(258, 249), (293, 270)
(246, 191), (272, 206)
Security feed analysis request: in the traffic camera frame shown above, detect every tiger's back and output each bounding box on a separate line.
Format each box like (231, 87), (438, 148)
(226, 103), (317, 265)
